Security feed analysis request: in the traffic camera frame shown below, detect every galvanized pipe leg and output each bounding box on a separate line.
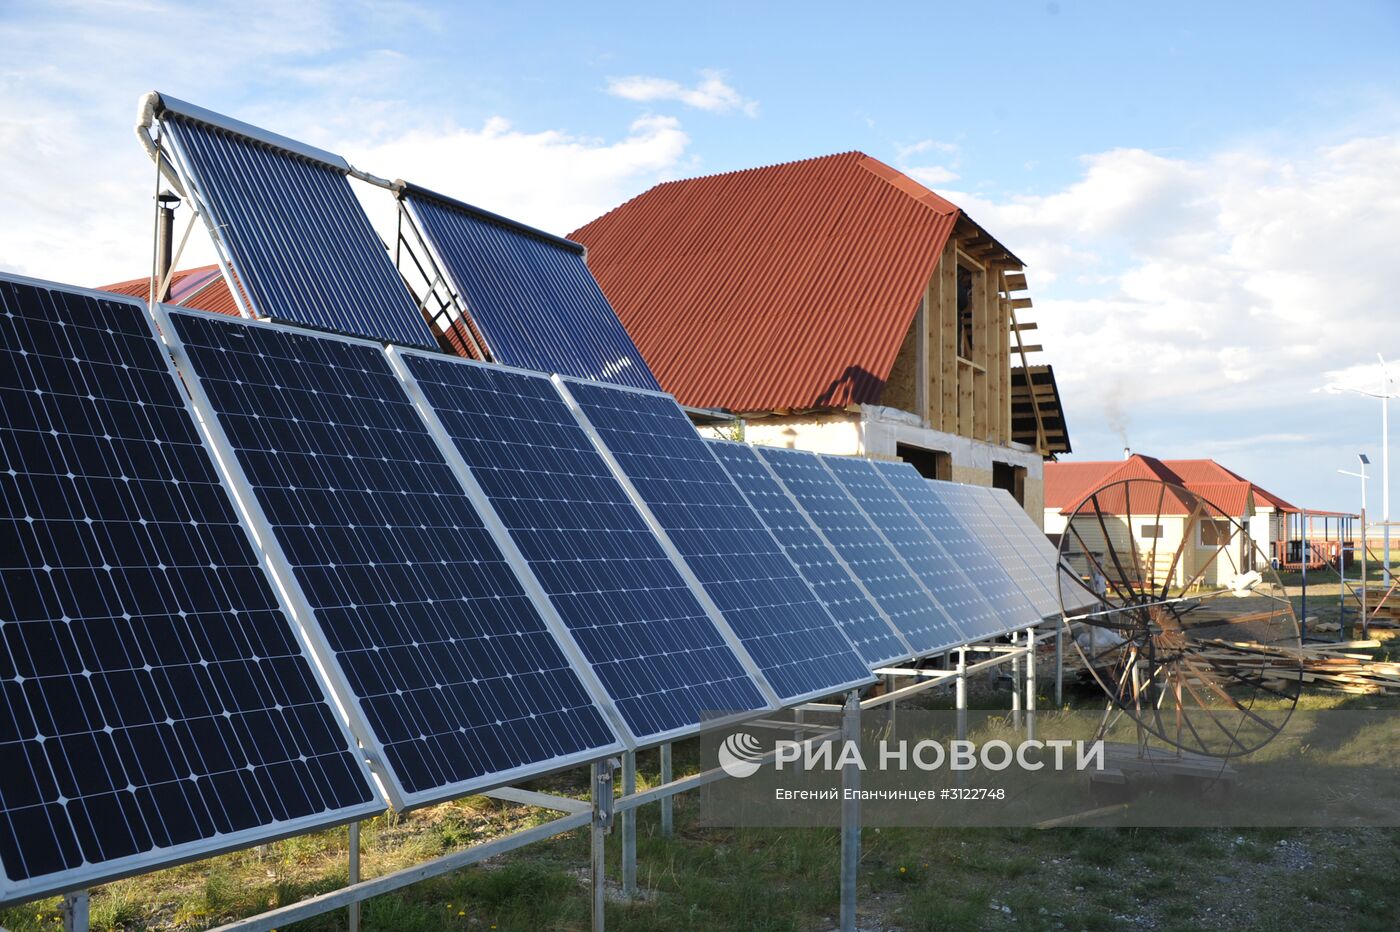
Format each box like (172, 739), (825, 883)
(659, 742), (673, 838)
(885, 672), (897, 738)
(839, 691), (861, 932)
(348, 821), (361, 932)
(61, 890), (89, 932)
(1054, 619), (1064, 708)
(592, 761), (616, 932)
(621, 750), (637, 898)
(955, 646), (967, 741)
(1010, 630), (1022, 729)
(1025, 627), (1037, 741)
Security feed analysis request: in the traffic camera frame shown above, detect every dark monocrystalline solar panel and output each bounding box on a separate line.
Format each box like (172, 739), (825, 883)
(0, 277), (380, 904)
(873, 463), (1043, 628)
(708, 441), (909, 667)
(819, 456), (994, 645)
(396, 352), (767, 741)
(943, 484), (1058, 616)
(560, 381), (873, 702)
(161, 106), (436, 349)
(966, 486), (1092, 612)
(165, 310), (620, 808)
(402, 188), (661, 391)
(755, 446), (949, 655)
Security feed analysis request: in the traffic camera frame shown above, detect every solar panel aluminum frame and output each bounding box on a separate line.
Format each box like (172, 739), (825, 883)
(152, 304), (627, 811)
(386, 344), (778, 744)
(808, 454), (974, 654)
(0, 277), (384, 908)
(706, 438), (915, 669)
(552, 376), (876, 707)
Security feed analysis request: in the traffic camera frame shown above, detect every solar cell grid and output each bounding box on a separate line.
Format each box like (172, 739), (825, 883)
(946, 484), (1059, 616)
(755, 446), (948, 655)
(164, 309), (620, 808)
(969, 486), (1094, 612)
(819, 455), (993, 645)
(873, 463), (1043, 627)
(559, 381), (873, 702)
(708, 440), (910, 667)
(0, 277), (379, 903)
(393, 351), (768, 741)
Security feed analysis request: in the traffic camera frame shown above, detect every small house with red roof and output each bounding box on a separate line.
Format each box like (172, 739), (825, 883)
(1044, 453), (1299, 587)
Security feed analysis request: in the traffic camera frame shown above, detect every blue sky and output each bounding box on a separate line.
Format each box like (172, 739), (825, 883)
(2, 0), (1399, 513)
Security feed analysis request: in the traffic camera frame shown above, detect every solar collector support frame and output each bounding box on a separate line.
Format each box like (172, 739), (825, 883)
(151, 304), (629, 812)
(0, 274), (384, 907)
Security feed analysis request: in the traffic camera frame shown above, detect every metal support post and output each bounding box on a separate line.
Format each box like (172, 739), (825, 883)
(839, 691), (861, 932)
(659, 742), (673, 838)
(1054, 619), (1065, 708)
(1010, 630), (1022, 729)
(61, 890), (89, 932)
(885, 672), (897, 738)
(621, 750), (637, 898)
(347, 821), (361, 932)
(1025, 627), (1037, 741)
(592, 760), (617, 932)
(955, 646), (968, 790)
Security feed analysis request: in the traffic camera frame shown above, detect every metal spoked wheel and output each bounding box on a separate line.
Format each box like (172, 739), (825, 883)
(1056, 479), (1302, 758)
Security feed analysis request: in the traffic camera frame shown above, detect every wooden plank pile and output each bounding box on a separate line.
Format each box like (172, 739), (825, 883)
(1198, 638), (1400, 696)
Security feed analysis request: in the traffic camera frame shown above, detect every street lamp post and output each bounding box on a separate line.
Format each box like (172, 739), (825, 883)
(1326, 357), (1395, 586)
(1339, 453), (1370, 638)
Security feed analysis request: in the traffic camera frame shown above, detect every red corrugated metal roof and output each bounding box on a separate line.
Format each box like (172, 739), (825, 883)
(1047, 455), (1300, 517)
(571, 152), (965, 411)
(101, 264), (242, 316)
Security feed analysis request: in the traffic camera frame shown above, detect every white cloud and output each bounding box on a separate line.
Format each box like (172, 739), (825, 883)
(607, 69), (758, 117)
(947, 135), (1400, 508)
(895, 138), (960, 187)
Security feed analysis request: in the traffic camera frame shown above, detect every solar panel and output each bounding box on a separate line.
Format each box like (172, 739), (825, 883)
(162, 308), (622, 810)
(708, 440), (911, 667)
(558, 381), (874, 702)
(754, 446), (951, 656)
(156, 95), (436, 349)
(820, 455), (1005, 644)
(390, 350), (769, 742)
(872, 463), (1044, 627)
(401, 186), (661, 391)
(937, 483), (1059, 616)
(969, 486), (1096, 612)
(0, 276), (380, 905)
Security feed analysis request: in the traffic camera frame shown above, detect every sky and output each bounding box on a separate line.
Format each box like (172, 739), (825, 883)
(2, 0), (1399, 513)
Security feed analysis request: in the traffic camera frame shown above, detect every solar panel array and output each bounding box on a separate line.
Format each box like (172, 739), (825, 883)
(164, 310), (622, 809)
(708, 440), (911, 668)
(158, 98), (437, 349)
(559, 381), (874, 703)
(393, 351), (768, 741)
(754, 446), (953, 654)
(873, 461), (1044, 629)
(0, 277), (381, 903)
(401, 187), (661, 391)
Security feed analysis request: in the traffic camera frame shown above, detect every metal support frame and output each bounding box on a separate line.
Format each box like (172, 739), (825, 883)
(621, 751), (638, 898)
(839, 691), (861, 932)
(659, 744), (674, 837)
(61, 890), (88, 932)
(347, 822), (361, 932)
(1010, 630), (1023, 729)
(1025, 626), (1037, 741)
(592, 760), (616, 931)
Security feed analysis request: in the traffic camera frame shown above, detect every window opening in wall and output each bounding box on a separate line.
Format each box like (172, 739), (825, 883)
(897, 443), (952, 481)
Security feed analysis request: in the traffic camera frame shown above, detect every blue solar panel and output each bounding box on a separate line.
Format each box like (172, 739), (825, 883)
(159, 97), (436, 349)
(0, 276), (380, 905)
(708, 440), (910, 667)
(819, 455), (999, 645)
(755, 446), (951, 656)
(394, 351), (768, 741)
(403, 186), (661, 390)
(962, 485), (1086, 613)
(872, 463), (1043, 628)
(164, 309), (621, 809)
(559, 381), (873, 702)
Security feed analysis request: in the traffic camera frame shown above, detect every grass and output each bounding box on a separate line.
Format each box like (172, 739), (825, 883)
(3, 633), (1397, 931)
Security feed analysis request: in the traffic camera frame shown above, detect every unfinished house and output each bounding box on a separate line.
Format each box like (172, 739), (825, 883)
(571, 152), (1070, 519)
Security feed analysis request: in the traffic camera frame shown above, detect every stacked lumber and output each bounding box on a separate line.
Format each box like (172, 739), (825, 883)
(1198, 639), (1400, 696)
